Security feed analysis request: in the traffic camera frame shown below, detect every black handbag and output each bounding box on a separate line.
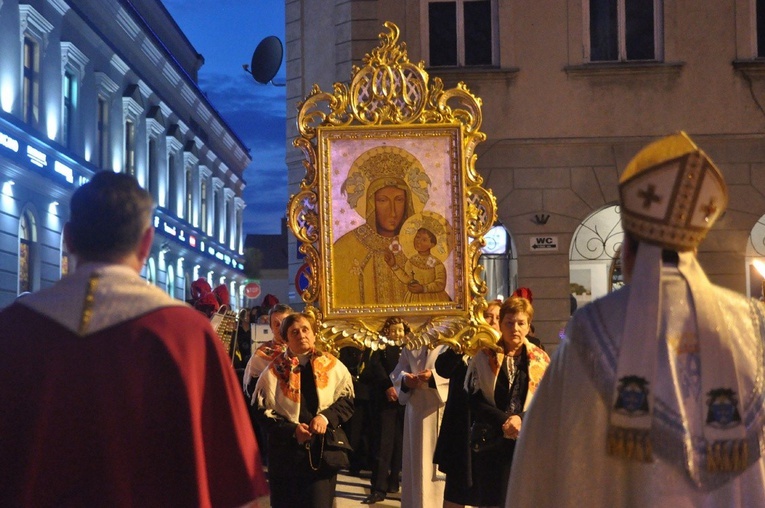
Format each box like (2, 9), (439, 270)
(469, 420), (504, 454)
(307, 427), (353, 470)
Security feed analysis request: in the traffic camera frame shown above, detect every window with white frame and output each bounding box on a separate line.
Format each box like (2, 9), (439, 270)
(97, 97), (110, 169)
(165, 127), (184, 210)
(19, 5), (52, 127)
(186, 169), (193, 222)
(235, 198), (245, 253)
(146, 106), (165, 200)
(212, 178), (223, 240)
(587, 0), (662, 62)
(200, 178), (208, 233)
(124, 119), (136, 175)
(213, 189), (226, 244)
(167, 153), (178, 211)
(224, 189), (235, 248)
(148, 138), (159, 199)
(424, 0), (496, 67)
(60, 42), (88, 150)
(122, 85), (143, 175)
(95, 72), (118, 170)
(758, 0), (765, 57)
(62, 71), (75, 147)
(182, 142), (198, 220)
(22, 37), (40, 125)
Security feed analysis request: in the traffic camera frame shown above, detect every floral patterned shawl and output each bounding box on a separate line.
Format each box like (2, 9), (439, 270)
(466, 339), (550, 412)
(254, 348), (354, 424)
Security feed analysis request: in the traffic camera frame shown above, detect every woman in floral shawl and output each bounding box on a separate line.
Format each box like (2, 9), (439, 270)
(464, 296), (550, 507)
(254, 312), (354, 508)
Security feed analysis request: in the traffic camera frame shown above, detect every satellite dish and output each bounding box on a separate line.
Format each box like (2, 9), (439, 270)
(245, 35), (284, 85)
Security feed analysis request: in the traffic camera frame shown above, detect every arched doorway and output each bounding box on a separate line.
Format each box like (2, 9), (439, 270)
(569, 205), (623, 311)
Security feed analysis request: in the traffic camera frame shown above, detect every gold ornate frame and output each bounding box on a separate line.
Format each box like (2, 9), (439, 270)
(288, 22), (498, 353)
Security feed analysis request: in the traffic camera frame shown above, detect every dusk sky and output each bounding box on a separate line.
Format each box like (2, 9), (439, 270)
(163, 0), (287, 235)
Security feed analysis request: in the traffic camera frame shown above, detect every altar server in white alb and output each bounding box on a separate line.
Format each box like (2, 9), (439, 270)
(392, 338), (450, 508)
(507, 132), (765, 507)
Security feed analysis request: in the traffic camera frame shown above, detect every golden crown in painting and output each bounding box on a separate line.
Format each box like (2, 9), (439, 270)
(619, 132), (728, 252)
(342, 146), (431, 216)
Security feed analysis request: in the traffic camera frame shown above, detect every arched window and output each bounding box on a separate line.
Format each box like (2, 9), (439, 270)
(166, 264), (175, 298)
(61, 233), (72, 278)
(569, 205), (624, 311)
(146, 257), (157, 285)
(19, 209), (38, 294)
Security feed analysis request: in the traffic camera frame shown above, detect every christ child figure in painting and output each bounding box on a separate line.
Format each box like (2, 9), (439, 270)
(386, 226), (450, 303)
(385, 212), (452, 304)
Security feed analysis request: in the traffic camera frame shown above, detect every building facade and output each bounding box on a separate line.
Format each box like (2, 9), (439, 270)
(0, 0), (249, 308)
(286, 0), (765, 349)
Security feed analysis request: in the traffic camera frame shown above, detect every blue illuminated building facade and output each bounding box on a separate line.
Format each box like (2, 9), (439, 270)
(0, 0), (249, 308)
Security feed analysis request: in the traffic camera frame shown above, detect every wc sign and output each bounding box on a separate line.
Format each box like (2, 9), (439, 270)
(530, 236), (558, 252)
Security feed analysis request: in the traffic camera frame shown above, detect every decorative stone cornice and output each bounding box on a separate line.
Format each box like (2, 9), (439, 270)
(19, 4), (53, 45)
(146, 105), (165, 138)
(60, 41), (89, 79)
(95, 71), (119, 97)
(110, 54), (130, 77)
(122, 84), (144, 120)
(46, 0), (69, 16)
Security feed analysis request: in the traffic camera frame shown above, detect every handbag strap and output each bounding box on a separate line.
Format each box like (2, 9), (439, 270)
(306, 433), (324, 471)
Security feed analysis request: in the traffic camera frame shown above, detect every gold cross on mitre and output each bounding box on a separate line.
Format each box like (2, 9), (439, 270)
(637, 184), (662, 209)
(700, 197), (717, 222)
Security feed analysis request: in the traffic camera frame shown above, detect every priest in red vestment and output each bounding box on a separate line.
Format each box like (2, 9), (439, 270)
(0, 172), (268, 507)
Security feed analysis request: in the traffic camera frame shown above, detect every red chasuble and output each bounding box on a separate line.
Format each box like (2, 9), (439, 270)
(0, 264), (268, 507)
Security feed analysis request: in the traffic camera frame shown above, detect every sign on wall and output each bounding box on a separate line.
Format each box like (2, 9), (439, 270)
(530, 236), (559, 252)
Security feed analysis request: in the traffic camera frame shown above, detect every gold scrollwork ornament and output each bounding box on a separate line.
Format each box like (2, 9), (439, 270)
(288, 21), (497, 355)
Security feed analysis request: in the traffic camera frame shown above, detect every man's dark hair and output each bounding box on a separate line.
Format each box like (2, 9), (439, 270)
(279, 311), (318, 340)
(68, 172), (154, 261)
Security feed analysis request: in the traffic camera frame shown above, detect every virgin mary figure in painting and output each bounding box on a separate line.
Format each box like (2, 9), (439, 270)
(333, 146), (431, 307)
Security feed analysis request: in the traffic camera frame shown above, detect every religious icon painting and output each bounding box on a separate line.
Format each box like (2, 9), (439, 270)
(288, 22), (498, 353)
(322, 130), (462, 313)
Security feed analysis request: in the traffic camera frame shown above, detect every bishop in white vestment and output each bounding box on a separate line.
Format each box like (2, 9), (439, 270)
(507, 133), (765, 508)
